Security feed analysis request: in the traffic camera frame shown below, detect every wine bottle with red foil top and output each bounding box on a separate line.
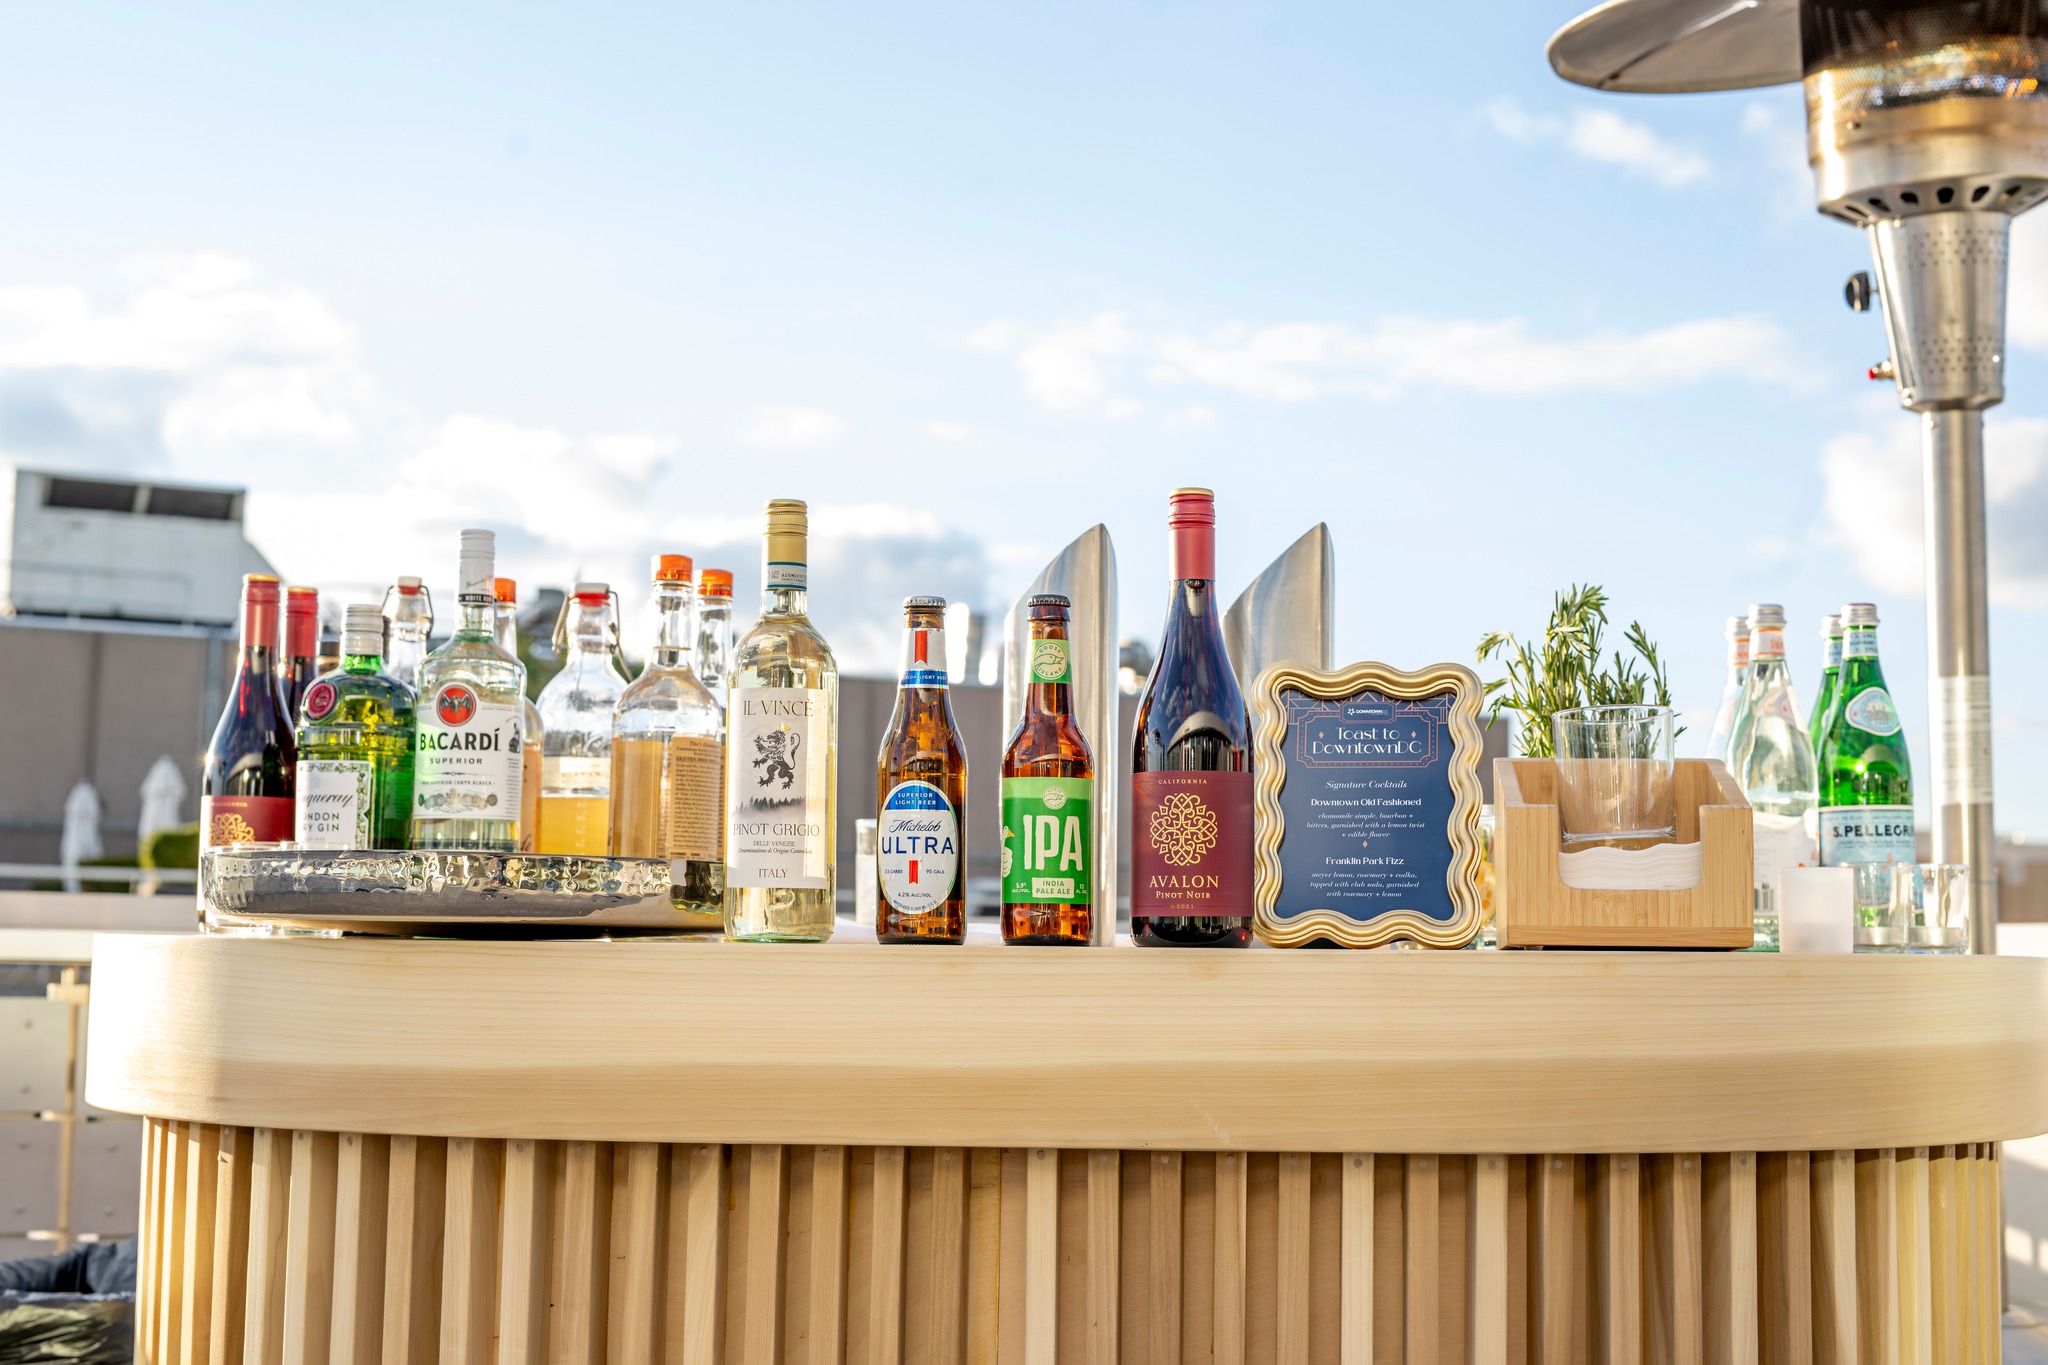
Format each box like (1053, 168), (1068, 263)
(202, 574), (298, 849)
(279, 586), (320, 722)
(1130, 487), (1254, 948)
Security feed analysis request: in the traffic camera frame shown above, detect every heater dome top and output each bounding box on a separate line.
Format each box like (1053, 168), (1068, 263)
(1549, 0), (1801, 93)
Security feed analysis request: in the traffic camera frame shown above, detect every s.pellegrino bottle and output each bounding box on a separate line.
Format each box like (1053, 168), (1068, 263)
(724, 499), (840, 942)
(875, 596), (968, 944)
(1809, 613), (1842, 757)
(280, 586), (320, 722)
(202, 573), (297, 849)
(1131, 487), (1253, 948)
(1706, 615), (1750, 764)
(1725, 603), (1817, 951)
(1817, 602), (1914, 920)
(611, 555), (725, 927)
(410, 530), (526, 852)
(492, 578), (544, 853)
(295, 604), (416, 850)
(1001, 593), (1094, 946)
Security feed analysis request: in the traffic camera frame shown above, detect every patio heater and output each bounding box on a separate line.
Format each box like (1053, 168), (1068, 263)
(1550, 0), (2041, 953)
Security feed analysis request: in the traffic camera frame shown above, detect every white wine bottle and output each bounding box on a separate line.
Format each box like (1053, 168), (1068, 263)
(723, 499), (840, 942)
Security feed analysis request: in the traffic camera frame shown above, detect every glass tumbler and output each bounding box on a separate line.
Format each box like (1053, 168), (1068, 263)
(1855, 863), (1971, 953)
(1550, 705), (1677, 848)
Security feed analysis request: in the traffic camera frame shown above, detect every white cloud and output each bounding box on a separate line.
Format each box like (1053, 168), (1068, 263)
(924, 419), (972, 441)
(1163, 404), (1214, 432)
(968, 310), (1133, 413)
(1481, 96), (1710, 189)
(739, 404), (846, 451)
(1740, 99), (1815, 224)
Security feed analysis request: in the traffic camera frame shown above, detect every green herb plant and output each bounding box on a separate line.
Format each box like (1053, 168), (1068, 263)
(1476, 584), (1678, 758)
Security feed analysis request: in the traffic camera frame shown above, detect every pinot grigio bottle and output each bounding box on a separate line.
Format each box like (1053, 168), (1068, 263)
(1130, 487), (1254, 948)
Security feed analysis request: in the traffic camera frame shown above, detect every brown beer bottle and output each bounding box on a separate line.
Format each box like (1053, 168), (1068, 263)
(875, 596), (968, 943)
(1000, 594), (1094, 945)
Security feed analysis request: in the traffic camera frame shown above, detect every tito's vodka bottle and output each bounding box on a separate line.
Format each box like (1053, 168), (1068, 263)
(724, 500), (839, 942)
(492, 578), (544, 852)
(1706, 615), (1751, 764)
(410, 530), (527, 852)
(875, 595), (968, 944)
(1131, 487), (1254, 948)
(1725, 604), (1817, 950)
(1817, 602), (1914, 919)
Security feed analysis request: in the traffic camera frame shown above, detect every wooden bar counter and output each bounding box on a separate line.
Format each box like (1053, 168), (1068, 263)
(87, 934), (2048, 1365)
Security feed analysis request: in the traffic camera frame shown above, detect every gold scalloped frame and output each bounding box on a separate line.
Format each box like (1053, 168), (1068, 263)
(1250, 660), (1487, 949)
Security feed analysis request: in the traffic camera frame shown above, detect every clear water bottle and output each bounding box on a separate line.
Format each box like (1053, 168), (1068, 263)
(1726, 603), (1817, 951)
(1705, 614), (1751, 764)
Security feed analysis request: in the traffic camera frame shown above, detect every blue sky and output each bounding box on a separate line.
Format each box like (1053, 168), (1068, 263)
(3, 1), (2047, 834)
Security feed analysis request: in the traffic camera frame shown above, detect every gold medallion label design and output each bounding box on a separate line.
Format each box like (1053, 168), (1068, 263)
(1148, 790), (1219, 867)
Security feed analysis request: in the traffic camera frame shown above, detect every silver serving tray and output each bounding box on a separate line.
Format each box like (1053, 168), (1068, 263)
(201, 847), (718, 936)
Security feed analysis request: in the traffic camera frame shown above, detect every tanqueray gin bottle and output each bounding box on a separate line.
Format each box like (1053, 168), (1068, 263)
(410, 530), (527, 852)
(723, 499), (840, 942)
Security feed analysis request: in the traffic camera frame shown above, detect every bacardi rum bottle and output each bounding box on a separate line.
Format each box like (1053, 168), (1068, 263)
(1817, 602), (1914, 916)
(875, 596), (968, 944)
(280, 586), (320, 721)
(1706, 615), (1750, 764)
(492, 578), (544, 853)
(201, 574), (297, 849)
(383, 576), (433, 694)
(295, 604), (415, 850)
(696, 568), (734, 710)
(724, 499), (839, 942)
(1131, 487), (1253, 948)
(612, 555), (725, 927)
(535, 583), (626, 856)
(1725, 604), (1817, 950)
(1809, 613), (1842, 756)
(410, 531), (526, 852)
(1001, 593), (1094, 946)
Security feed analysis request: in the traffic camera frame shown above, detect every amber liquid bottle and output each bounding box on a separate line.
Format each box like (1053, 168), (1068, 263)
(1130, 487), (1253, 947)
(1001, 594), (1094, 945)
(875, 596), (968, 943)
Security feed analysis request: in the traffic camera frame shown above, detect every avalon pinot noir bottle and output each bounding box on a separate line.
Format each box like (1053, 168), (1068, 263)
(202, 573), (298, 849)
(1130, 487), (1253, 948)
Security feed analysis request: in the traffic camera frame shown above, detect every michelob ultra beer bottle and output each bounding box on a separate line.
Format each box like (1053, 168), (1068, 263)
(875, 596), (968, 944)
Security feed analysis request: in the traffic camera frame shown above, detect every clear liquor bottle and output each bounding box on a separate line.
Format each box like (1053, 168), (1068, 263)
(383, 576), (433, 695)
(875, 596), (968, 945)
(1809, 613), (1842, 758)
(611, 554), (725, 927)
(696, 568), (734, 710)
(724, 499), (839, 942)
(492, 578), (544, 853)
(295, 604), (416, 850)
(1725, 604), (1817, 951)
(1001, 593), (1094, 946)
(1705, 615), (1751, 764)
(1817, 602), (1914, 922)
(410, 530), (527, 852)
(536, 583), (627, 856)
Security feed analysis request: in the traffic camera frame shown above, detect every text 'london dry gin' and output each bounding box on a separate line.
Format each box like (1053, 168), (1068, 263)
(410, 529), (527, 852)
(723, 499), (840, 942)
(875, 596), (968, 944)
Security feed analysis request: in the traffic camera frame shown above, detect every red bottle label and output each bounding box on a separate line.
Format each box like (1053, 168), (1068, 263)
(1130, 770), (1253, 916)
(203, 795), (294, 849)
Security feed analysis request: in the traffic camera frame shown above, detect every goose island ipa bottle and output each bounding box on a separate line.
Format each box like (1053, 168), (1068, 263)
(294, 604), (415, 850)
(410, 530), (526, 852)
(202, 573), (297, 848)
(492, 578), (544, 852)
(723, 500), (839, 942)
(612, 555), (725, 926)
(1130, 488), (1253, 948)
(1001, 593), (1094, 946)
(875, 596), (968, 944)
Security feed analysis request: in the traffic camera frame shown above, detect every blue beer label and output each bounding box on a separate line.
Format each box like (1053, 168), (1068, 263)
(1273, 687), (1459, 925)
(878, 780), (959, 912)
(899, 625), (949, 689)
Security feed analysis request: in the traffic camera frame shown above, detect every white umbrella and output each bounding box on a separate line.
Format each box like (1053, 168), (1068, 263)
(137, 757), (188, 894)
(59, 780), (103, 894)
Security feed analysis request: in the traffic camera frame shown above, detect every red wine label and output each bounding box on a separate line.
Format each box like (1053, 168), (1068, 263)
(202, 794), (294, 849)
(1130, 771), (1252, 916)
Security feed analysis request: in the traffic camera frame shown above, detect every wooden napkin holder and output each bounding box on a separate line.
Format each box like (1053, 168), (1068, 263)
(1493, 757), (1754, 949)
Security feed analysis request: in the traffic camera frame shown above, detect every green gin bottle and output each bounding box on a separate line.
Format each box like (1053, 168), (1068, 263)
(1817, 602), (1914, 918)
(295, 604), (416, 850)
(1809, 613), (1841, 758)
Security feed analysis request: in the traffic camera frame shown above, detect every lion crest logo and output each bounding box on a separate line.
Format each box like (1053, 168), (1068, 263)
(751, 727), (802, 793)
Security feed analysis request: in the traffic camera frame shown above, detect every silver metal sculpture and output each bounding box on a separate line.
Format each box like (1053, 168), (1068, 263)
(1224, 522), (1335, 685)
(1002, 525), (1119, 945)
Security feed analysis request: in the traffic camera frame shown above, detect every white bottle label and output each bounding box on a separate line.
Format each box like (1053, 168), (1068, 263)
(725, 686), (832, 889)
(543, 755), (610, 793)
(415, 684), (523, 819)
(296, 760), (373, 849)
(1818, 804), (1914, 866)
(877, 780), (959, 912)
(1842, 687), (1901, 736)
(1933, 674), (1995, 807)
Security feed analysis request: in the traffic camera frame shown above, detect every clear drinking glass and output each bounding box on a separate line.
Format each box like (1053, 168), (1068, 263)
(1855, 863), (1971, 953)
(1550, 705), (1677, 847)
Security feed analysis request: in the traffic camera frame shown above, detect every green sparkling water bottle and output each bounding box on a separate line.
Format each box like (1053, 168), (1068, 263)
(1809, 613), (1841, 761)
(1816, 602), (1913, 923)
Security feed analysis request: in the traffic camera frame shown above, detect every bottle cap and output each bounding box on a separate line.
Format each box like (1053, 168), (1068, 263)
(1028, 593), (1071, 609)
(1843, 602), (1880, 627)
(763, 499), (808, 589)
(1168, 488), (1216, 580)
(1822, 613), (1842, 635)
(903, 594), (947, 611)
(1168, 487), (1216, 526)
(1748, 603), (1785, 630)
(341, 604), (386, 655)
(457, 530), (495, 599)
(698, 569), (733, 599)
(242, 573), (281, 605)
(285, 586), (318, 614)
(396, 576), (423, 595)
(1725, 615), (1748, 638)
(572, 581), (610, 605)
(652, 554), (693, 583)
(493, 577), (517, 605)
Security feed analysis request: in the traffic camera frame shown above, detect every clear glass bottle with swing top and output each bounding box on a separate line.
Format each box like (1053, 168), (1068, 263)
(382, 575), (434, 696)
(534, 582), (628, 856)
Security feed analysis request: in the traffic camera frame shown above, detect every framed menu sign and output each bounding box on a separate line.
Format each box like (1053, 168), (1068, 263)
(1249, 661), (1486, 949)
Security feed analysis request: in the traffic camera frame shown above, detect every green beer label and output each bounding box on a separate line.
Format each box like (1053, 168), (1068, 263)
(1030, 638), (1072, 684)
(1001, 776), (1091, 904)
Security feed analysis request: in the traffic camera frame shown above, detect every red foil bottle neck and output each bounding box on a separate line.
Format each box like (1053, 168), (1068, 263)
(1170, 523), (1214, 582)
(243, 601), (280, 656)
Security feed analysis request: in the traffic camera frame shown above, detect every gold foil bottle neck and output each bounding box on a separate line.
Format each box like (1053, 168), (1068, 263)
(763, 498), (809, 581)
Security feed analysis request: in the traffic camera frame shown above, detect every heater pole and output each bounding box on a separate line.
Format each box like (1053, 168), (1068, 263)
(1923, 408), (2000, 953)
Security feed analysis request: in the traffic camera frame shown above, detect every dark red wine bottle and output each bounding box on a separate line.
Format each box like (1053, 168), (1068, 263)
(1130, 487), (1253, 948)
(202, 574), (297, 849)
(280, 585), (320, 722)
